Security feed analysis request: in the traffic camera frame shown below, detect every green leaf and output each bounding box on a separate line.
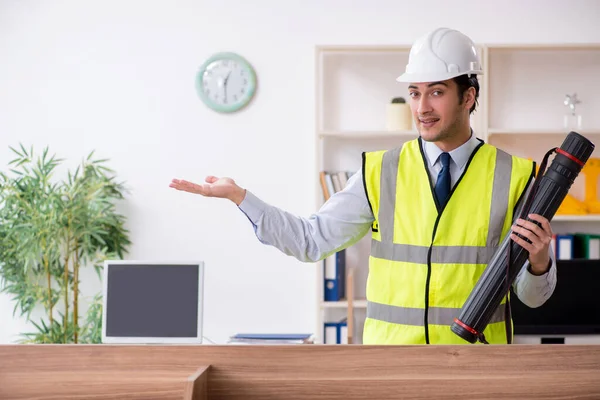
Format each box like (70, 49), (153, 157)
(9, 145), (23, 157)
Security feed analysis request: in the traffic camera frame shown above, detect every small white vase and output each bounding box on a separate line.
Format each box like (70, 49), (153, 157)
(386, 103), (412, 131)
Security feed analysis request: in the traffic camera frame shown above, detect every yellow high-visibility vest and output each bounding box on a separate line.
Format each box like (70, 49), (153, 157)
(362, 137), (534, 344)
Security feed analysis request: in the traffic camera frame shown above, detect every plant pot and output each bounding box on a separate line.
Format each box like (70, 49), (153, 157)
(386, 103), (412, 131)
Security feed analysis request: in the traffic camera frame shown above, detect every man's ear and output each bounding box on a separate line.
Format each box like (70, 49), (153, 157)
(461, 86), (476, 111)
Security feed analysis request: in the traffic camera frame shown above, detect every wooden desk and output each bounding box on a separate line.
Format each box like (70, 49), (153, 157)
(1, 344), (600, 399)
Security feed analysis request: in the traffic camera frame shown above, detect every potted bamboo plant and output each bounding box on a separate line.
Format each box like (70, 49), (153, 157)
(0, 144), (131, 343)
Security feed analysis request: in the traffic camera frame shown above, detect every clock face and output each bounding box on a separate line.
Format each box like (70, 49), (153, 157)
(196, 52), (256, 113)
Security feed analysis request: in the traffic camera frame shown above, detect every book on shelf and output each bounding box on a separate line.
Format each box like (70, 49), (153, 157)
(319, 170), (353, 201)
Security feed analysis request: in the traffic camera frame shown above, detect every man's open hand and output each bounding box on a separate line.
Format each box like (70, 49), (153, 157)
(169, 176), (246, 205)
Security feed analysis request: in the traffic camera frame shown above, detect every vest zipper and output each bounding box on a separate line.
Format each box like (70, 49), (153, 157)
(425, 214), (443, 344)
(424, 246), (433, 344)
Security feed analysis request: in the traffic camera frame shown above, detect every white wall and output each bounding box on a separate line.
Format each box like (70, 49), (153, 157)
(1, 0), (599, 344)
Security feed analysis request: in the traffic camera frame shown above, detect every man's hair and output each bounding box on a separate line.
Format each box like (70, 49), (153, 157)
(453, 74), (480, 114)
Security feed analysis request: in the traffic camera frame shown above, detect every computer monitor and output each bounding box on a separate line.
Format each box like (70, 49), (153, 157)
(101, 260), (204, 344)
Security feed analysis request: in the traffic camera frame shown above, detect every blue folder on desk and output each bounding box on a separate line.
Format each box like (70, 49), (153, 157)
(228, 333), (314, 345)
(231, 333), (312, 341)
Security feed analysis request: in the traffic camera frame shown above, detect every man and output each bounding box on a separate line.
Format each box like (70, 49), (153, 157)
(170, 27), (557, 345)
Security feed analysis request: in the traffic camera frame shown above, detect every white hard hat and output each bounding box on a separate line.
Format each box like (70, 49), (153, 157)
(396, 27), (483, 83)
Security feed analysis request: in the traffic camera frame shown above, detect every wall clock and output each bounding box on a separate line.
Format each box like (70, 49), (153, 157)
(196, 52), (257, 113)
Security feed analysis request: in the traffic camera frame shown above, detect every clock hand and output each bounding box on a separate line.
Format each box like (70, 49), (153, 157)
(223, 70), (232, 85)
(223, 70), (232, 102)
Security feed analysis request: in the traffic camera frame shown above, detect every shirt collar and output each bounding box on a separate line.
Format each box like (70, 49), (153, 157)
(423, 129), (481, 170)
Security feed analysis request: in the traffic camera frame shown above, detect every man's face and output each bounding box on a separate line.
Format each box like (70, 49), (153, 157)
(408, 79), (471, 143)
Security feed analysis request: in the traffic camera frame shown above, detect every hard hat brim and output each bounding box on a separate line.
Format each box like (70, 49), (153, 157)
(396, 70), (483, 84)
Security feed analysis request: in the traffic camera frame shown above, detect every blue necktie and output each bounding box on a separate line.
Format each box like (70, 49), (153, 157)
(435, 152), (451, 208)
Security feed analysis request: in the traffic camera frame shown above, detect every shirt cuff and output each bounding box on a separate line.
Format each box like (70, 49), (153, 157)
(523, 259), (556, 288)
(238, 190), (266, 225)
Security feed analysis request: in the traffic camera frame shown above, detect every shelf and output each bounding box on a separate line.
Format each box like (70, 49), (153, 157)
(319, 130), (418, 139)
(488, 129), (600, 136)
(321, 300), (367, 309)
(552, 215), (600, 222)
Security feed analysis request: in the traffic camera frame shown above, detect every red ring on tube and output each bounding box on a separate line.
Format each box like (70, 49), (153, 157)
(556, 148), (584, 167)
(453, 318), (479, 335)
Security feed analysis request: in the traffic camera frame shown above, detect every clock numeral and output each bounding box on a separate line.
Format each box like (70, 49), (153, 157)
(243, 78), (248, 85)
(233, 95), (238, 102)
(223, 97), (228, 104)
(241, 88), (246, 94)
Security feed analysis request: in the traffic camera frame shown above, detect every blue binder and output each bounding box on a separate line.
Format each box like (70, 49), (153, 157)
(324, 249), (346, 301)
(555, 234), (574, 260)
(324, 319), (348, 344)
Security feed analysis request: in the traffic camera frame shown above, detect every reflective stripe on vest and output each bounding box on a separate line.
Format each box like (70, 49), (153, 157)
(367, 301), (506, 327)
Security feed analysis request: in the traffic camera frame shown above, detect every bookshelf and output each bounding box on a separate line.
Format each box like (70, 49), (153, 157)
(314, 43), (600, 345)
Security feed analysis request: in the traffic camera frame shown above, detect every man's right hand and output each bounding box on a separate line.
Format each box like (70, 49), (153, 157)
(169, 176), (247, 206)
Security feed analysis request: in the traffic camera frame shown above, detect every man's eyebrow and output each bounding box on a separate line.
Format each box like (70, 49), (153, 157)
(408, 82), (448, 90)
(427, 81), (448, 87)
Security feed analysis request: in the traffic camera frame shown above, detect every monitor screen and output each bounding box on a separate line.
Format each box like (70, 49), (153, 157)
(511, 259), (600, 335)
(102, 261), (204, 344)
